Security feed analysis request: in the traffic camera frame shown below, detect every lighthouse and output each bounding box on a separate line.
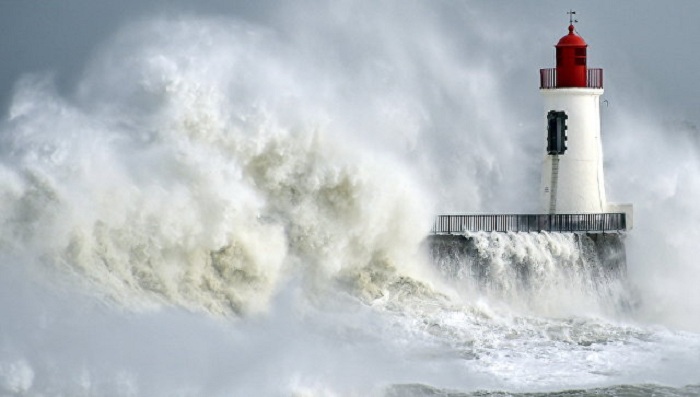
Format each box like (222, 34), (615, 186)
(538, 20), (608, 214)
(428, 15), (632, 283)
(430, 14), (631, 235)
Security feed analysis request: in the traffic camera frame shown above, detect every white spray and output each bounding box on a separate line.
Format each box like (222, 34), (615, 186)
(0, 17), (433, 316)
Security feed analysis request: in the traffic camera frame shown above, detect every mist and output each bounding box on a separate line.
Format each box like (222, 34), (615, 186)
(1, 1), (700, 395)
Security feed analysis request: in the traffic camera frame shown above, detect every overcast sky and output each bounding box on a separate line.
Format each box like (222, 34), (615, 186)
(0, 1), (697, 109)
(3, 0), (700, 115)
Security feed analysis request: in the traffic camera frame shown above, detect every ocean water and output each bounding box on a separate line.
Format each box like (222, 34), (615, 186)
(1, 8), (700, 397)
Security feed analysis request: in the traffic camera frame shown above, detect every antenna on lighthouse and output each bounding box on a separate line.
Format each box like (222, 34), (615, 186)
(567, 10), (578, 25)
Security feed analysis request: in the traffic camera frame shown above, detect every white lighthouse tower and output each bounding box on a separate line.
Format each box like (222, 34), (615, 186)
(538, 20), (608, 214)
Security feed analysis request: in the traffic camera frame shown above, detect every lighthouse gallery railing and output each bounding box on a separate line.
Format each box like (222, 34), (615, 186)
(539, 68), (603, 89)
(431, 213), (626, 234)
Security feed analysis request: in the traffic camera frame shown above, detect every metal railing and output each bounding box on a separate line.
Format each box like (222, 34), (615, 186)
(539, 68), (604, 89)
(431, 213), (626, 234)
(587, 68), (604, 88)
(540, 68), (557, 89)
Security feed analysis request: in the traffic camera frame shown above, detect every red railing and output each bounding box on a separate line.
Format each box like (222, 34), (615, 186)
(587, 68), (604, 88)
(539, 68), (604, 89)
(540, 68), (557, 89)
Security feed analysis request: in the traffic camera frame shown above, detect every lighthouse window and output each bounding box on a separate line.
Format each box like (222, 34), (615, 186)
(547, 110), (568, 155)
(574, 48), (586, 66)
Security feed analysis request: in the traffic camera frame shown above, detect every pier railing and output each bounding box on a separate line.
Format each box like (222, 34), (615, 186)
(539, 68), (604, 89)
(431, 213), (626, 234)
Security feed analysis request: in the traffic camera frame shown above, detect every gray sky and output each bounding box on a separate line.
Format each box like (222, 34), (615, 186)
(0, 0), (700, 112)
(3, 1), (700, 116)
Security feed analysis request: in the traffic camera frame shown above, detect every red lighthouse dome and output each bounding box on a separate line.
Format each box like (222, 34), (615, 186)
(540, 21), (603, 90)
(557, 24), (587, 47)
(555, 24), (588, 87)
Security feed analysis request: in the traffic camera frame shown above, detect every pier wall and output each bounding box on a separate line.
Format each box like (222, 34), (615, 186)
(425, 232), (627, 284)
